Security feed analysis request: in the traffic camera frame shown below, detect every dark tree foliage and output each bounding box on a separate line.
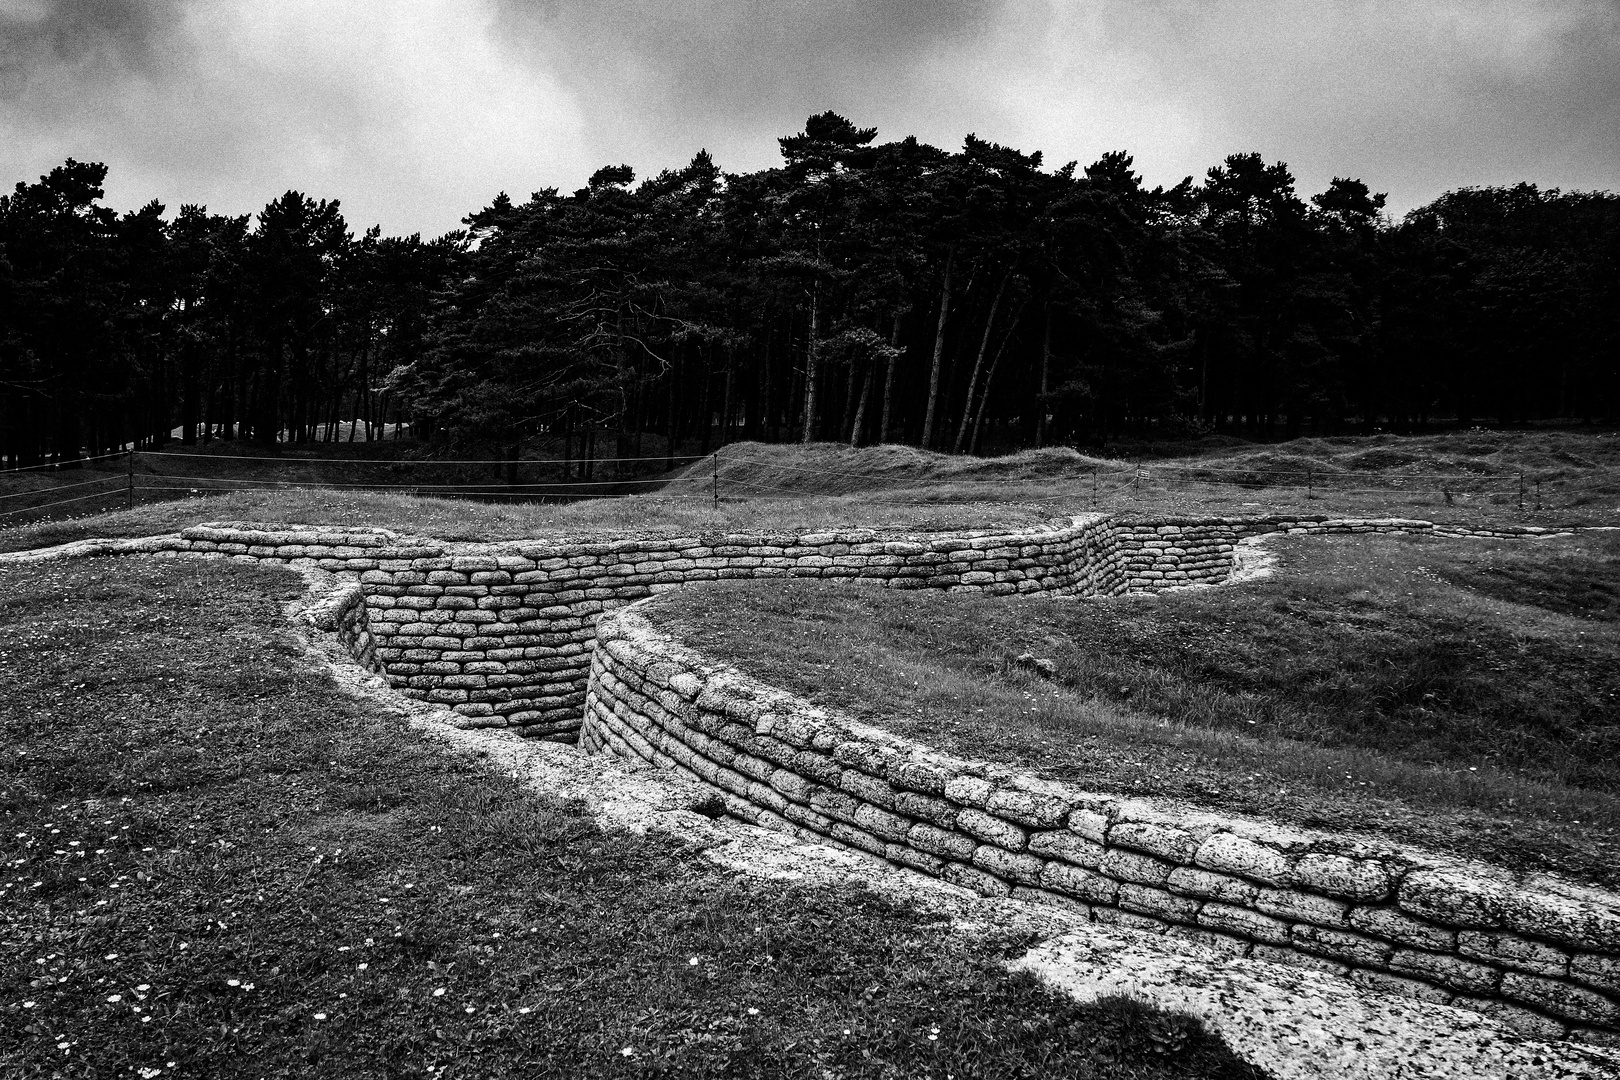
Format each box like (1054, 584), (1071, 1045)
(3, 120), (1618, 467)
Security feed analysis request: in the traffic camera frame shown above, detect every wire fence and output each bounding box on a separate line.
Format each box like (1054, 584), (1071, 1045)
(0, 444), (1582, 526)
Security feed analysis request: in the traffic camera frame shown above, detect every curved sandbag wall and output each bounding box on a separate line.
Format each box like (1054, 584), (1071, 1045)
(580, 604), (1620, 1044)
(149, 515), (1571, 741)
(104, 512), (1600, 1042)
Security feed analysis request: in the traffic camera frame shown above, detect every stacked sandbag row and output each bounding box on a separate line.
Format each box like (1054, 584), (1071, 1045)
(158, 515), (1577, 744)
(583, 605), (1620, 1044)
(164, 517), (1127, 741)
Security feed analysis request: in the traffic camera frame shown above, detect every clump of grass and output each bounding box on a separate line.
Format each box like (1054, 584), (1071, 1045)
(653, 532), (1620, 884)
(0, 556), (1257, 1078)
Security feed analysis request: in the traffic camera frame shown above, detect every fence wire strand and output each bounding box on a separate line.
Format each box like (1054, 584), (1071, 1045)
(0, 488), (129, 517)
(136, 450), (711, 466)
(0, 474), (126, 501)
(1, 449), (133, 473)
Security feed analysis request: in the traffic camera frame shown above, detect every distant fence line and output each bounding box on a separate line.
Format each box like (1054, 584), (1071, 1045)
(0, 446), (1569, 525)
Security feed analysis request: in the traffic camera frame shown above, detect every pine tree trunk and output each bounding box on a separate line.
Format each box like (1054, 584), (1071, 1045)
(562, 404), (574, 480)
(698, 350), (714, 455)
(801, 292), (819, 443)
(838, 354), (859, 441)
(879, 313), (901, 444)
(921, 248), (954, 449)
(954, 270), (1010, 453)
(1037, 306), (1052, 447)
(720, 344), (734, 448)
(850, 363), (874, 447)
(971, 307), (1022, 455)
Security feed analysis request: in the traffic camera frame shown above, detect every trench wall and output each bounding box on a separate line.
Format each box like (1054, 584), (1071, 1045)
(162, 515), (1120, 740)
(150, 515), (1571, 743)
(580, 605), (1620, 1043)
(139, 512), (1596, 1039)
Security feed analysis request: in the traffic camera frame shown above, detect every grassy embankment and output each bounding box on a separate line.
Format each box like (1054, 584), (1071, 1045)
(685, 429), (1620, 525)
(0, 555), (1257, 1079)
(0, 442), (1065, 555)
(4, 428), (1617, 555)
(652, 531), (1620, 886)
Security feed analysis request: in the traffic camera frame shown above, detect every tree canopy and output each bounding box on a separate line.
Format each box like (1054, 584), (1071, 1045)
(3, 118), (1617, 468)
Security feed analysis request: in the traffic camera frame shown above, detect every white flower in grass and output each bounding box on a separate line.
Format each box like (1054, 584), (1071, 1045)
(107, 994), (122, 1003)
(226, 980), (239, 987)
(22, 1001), (36, 1009)
(464, 1006), (474, 1014)
(746, 1007), (758, 1016)
(313, 1013), (327, 1021)
(136, 984), (150, 992)
(688, 957), (699, 967)
(432, 988), (445, 997)
(619, 1047), (634, 1058)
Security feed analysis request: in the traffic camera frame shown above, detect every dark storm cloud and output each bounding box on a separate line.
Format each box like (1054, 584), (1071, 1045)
(0, 0), (186, 93)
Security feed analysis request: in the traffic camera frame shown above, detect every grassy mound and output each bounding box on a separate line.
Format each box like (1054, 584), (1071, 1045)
(0, 555), (1257, 1078)
(651, 531), (1620, 885)
(7, 429), (1616, 553)
(0, 486), (1063, 556)
(681, 442), (1113, 498)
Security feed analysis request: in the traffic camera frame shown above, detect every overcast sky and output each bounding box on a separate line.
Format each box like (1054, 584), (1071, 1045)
(3, 0), (1617, 236)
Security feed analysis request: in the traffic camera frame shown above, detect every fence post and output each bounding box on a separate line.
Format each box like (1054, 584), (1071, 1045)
(1535, 479), (1542, 512)
(712, 449), (720, 511)
(1518, 470), (1524, 515)
(1091, 466), (1097, 509)
(1133, 464), (1141, 498)
(1307, 465), (1313, 500)
(127, 448), (135, 510)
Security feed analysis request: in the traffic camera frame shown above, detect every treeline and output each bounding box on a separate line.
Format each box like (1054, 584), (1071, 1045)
(4, 113), (1618, 468)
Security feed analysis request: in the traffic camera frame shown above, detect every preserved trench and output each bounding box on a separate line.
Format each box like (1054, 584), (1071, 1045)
(18, 512), (1620, 1075)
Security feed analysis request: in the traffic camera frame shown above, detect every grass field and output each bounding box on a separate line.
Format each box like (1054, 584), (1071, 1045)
(0, 555), (1257, 1079)
(680, 430), (1620, 524)
(651, 531), (1620, 886)
(4, 428), (1617, 556)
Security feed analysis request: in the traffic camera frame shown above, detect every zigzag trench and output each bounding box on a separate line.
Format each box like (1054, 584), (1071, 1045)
(36, 513), (1617, 1052)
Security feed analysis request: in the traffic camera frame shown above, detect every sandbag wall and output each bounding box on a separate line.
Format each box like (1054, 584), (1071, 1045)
(163, 517), (1124, 741)
(155, 516), (1572, 743)
(581, 606), (1620, 1043)
(1111, 516), (1572, 591)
